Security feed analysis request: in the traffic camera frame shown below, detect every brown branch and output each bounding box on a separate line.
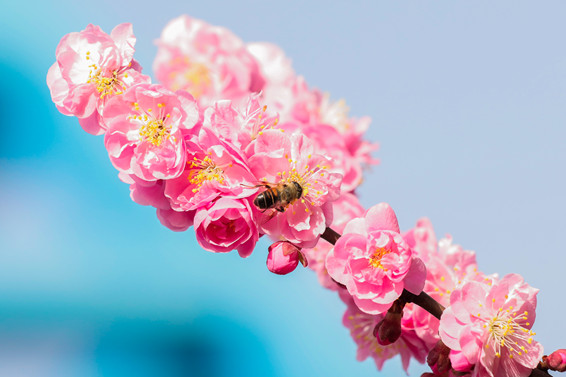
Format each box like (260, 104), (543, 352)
(530, 368), (553, 377)
(400, 290), (445, 320)
(321, 227), (341, 245)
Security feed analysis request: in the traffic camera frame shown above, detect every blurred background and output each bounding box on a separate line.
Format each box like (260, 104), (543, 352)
(2, 1), (566, 376)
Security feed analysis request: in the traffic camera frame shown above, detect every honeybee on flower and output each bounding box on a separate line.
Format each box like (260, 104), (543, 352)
(247, 129), (342, 248)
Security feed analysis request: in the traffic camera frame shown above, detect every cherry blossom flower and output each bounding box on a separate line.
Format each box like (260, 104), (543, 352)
(439, 274), (543, 377)
(247, 129), (342, 248)
(164, 127), (258, 212)
(47, 23), (150, 135)
(326, 203), (426, 315)
(202, 94), (280, 150)
(193, 197), (260, 258)
(103, 84), (199, 181)
(153, 15), (264, 107)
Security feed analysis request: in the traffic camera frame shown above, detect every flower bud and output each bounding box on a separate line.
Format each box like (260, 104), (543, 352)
(267, 241), (303, 275)
(373, 300), (404, 345)
(544, 349), (566, 372)
(427, 341), (452, 376)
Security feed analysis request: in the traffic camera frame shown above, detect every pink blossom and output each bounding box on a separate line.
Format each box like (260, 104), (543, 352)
(266, 241), (304, 275)
(193, 197), (260, 258)
(247, 129), (342, 248)
(103, 84), (199, 181)
(302, 193), (365, 290)
(47, 23), (150, 135)
(164, 127), (258, 212)
(439, 274), (543, 377)
(153, 15), (264, 107)
(341, 290), (428, 373)
(326, 203), (426, 315)
(202, 94), (280, 150)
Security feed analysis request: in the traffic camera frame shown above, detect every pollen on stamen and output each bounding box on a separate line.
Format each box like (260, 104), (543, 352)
(187, 155), (225, 192)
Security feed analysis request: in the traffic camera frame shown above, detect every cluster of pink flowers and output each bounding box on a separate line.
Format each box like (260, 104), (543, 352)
(48, 16), (554, 377)
(47, 17), (376, 257)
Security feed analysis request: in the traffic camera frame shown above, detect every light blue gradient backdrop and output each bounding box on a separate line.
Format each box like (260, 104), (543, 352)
(2, 1), (566, 376)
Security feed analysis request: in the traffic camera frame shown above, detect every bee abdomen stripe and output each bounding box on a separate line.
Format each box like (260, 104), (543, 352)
(265, 189), (276, 208)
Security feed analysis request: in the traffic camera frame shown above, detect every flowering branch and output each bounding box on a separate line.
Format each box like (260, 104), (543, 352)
(46, 16), (564, 377)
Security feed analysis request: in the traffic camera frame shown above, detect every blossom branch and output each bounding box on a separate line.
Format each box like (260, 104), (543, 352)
(47, 18), (557, 377)
(530, 367), (553, 377)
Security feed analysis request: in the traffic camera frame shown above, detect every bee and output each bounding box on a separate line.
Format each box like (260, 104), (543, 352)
(253, 181), (304, 212)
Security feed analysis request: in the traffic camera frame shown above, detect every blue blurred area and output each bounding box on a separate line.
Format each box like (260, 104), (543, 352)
(2, 1), (566, 376)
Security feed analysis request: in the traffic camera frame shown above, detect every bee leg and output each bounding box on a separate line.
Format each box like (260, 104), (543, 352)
(276, 206), (286, 212)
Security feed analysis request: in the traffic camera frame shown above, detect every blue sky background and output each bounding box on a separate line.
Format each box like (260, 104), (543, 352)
(1, 1), (566, 376)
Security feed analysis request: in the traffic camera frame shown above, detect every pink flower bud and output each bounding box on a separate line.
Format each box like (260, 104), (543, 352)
(545, 349), (566, 372)
(267, 241), (304, 275)
(373, 300), (404, 345)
